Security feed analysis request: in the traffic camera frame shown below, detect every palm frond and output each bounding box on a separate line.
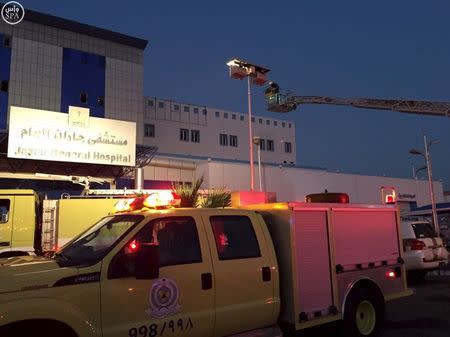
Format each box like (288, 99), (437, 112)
(172, 175), (204, 207)
(200, 189), (231, 208)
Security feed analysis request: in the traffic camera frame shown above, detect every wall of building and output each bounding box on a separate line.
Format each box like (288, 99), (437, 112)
(0, 18), (144, 137)
(61, 48), (105, 117)
(141, 97), (296, 165)
(142, 157), (196, 183)
(8, 36), (62, 115)
(195, 160), (444, 206)
(445, 192), (450, 203)
(106, 57), (144, 143)
(0, 33), (11, 129)
(132, 154), (443, 208)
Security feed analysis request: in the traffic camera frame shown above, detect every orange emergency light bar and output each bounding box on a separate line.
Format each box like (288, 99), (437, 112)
(111, 191), (181, 213)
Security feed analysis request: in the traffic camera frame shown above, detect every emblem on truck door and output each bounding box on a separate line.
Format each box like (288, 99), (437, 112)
(146, 278), (181, 318)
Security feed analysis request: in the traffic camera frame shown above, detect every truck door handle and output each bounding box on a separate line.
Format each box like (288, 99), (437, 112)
(0, 242), (10, 247)
(201, 273), (212, 290)
(262, 266), (271, 282)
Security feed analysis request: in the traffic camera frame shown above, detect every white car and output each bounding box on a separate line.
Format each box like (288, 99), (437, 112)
(401, 220), (449, 278)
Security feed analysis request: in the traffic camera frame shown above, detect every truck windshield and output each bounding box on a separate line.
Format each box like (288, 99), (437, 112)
(55, 214), (144, 266)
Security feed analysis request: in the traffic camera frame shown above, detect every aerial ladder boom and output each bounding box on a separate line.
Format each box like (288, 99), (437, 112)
(265, 82), (450, 117)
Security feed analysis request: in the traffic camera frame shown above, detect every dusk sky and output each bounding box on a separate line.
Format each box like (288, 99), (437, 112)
(19, 0), (450, 189)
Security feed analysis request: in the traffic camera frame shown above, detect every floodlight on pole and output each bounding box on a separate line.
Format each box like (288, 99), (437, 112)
(226, 58), (270, 191)
(409, 149), (423, 156)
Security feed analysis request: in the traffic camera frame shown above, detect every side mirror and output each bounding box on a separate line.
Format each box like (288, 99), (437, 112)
(135, 244), (159, 280)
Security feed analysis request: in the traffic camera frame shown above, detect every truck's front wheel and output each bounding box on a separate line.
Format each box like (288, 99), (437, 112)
(343, 287), (385, 337)
(0, 320), (78, 337)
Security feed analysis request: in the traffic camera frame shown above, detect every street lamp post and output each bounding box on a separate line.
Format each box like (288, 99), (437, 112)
(410, 135), (440, 236)
(253, 136), (263, 191)
(412, 162), (427, 204)
(226, 58), (270, 191)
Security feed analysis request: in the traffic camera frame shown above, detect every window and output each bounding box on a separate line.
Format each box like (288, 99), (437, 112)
(215, 111), (220, 118)
(411, 222), (437, 238)
(266, 120), (270, 125)
(0, 80), (8, 93)
(140, 217), (202, 266)
(259, 118), (263, 124)
(144, 124), (155, 138)
(210, 216), (261, 260)
(158, 102), (164, 109)
(282, 122), (286, 128)
(80, 92), (88, 103)
(180, 128), (189, 142)
(174, 104), (180, 111)
(108, 216), (202, 278)
(193, 108), (199, 114)
(147, 100), (154, 107)
(220, 134), (228, 146)
(97, 96), (104, 107)
(259, 139), (265, 150)
(232, 114), (236, 120)
(288, 123), (292, 128)
(230, 135), (238, 147)
(3, 35), (11, 48)
(0, 199), (10, 223)
(191, 130), (200, 143)
(224, 113), (228, 119)
(203, 109), (207, 115)
(184, 106), (190, 112)
(284, 142), (292, 153)
(274, 121), (278, 126)
(60, 215), (143, 268)
(251, 117), (255, 122)
(267, 140), (274, 151)
(240, 115), (244, 121)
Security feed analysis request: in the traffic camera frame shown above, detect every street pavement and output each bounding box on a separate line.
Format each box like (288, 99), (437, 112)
(382, 273), (450, 337)
(292, 273), (450, 337)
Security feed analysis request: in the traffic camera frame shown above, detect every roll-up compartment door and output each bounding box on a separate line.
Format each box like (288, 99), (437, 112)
(293, 210), (333, 318)
(332, 209), (399, 267)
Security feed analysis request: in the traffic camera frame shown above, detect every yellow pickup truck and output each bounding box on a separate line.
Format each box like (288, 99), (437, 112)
(0, 192), (411, 337)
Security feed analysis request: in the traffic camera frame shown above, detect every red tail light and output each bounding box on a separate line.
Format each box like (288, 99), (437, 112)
(385, 267), (402, 279)
(404, 239), (426, 251)
(386, 271), (396, 279)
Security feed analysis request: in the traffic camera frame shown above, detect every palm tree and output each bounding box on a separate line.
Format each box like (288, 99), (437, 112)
(200, 188), (231, 208)
(172, 175), (204, 207)
(172, 175), (231, 208)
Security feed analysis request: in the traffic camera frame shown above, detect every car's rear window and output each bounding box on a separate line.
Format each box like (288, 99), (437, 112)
(411, 222), (437, 238)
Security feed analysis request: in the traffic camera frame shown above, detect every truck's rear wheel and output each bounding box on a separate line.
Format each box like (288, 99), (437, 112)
(343, 287), (384, 337)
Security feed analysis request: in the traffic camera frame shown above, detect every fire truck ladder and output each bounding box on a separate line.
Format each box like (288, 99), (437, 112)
(265, 83), (450, 117)
(42, 199), (58, 251)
